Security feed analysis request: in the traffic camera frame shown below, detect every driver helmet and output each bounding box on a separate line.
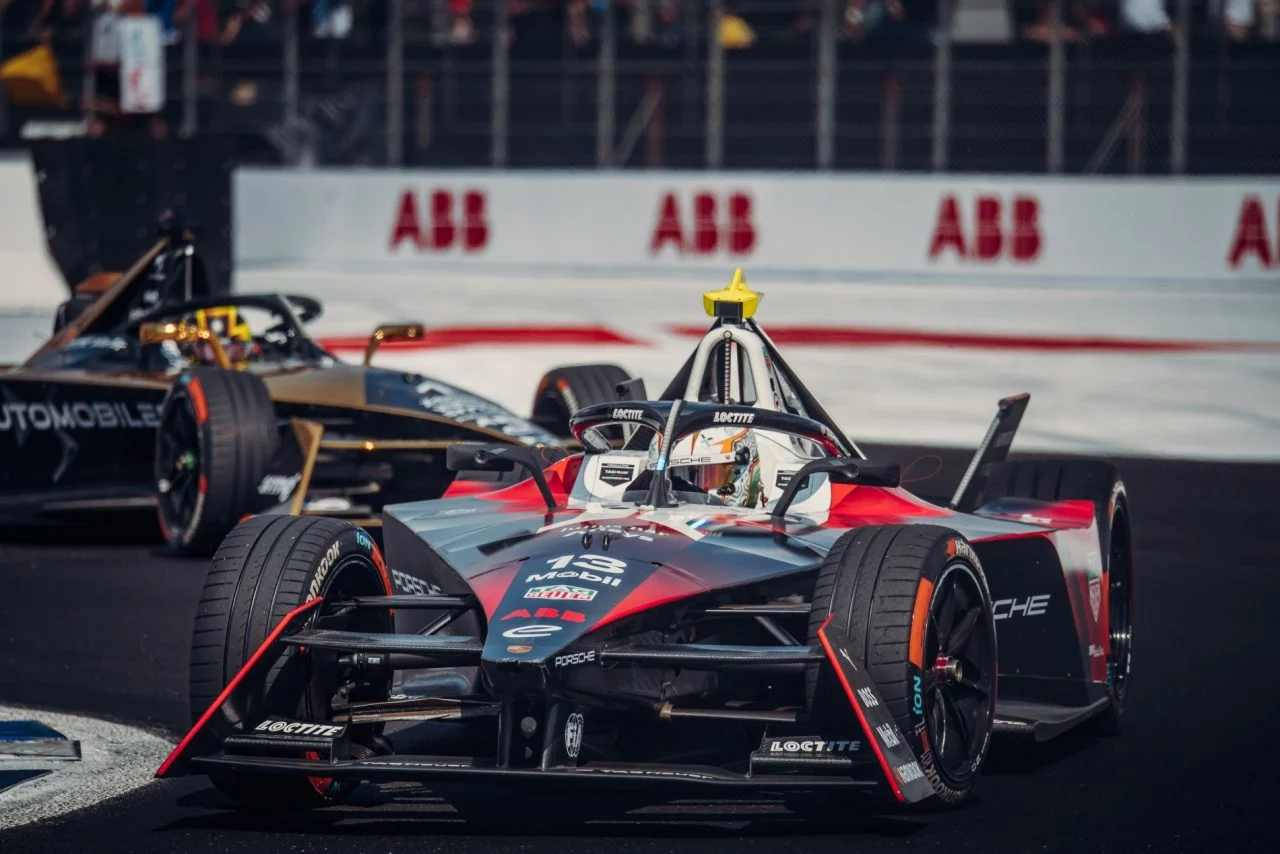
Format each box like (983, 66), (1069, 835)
(193, 306), (253, 364)
(666, 427), (764, 508)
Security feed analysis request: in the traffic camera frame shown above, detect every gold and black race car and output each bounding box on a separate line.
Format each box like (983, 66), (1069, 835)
(0, 227), (635, 554)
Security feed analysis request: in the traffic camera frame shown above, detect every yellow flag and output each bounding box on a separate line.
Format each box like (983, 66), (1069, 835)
(0, 42), (69, 108)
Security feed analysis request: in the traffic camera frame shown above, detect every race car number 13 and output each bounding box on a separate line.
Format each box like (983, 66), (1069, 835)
(545, 555), (628, 575)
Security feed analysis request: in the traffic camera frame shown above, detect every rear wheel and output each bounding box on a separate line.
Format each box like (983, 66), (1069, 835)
(980, 459), (1132, 732)
(155, 366), (278, 556)
(808, 525), (997, 805)
(189, 515), (393, 807)
(530, 364), (636, 438)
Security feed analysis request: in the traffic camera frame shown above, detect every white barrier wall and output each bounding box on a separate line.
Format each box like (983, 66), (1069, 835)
(236, 169), (1280, 283)
(0, 156), (66, 309)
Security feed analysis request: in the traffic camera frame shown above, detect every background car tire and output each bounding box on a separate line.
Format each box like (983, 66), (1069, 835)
(807, 524), (998, 806)
(529, 364), (635, 437)
(189, 515), (392, 808)
(979, 459), (1133, 733)
(155, 366), (278, 556)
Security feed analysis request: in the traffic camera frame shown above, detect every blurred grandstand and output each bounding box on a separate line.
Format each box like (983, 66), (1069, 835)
(0, 1), (1277, 172)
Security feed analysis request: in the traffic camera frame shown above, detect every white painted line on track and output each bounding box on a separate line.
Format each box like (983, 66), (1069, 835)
(0, 705), (171, 831)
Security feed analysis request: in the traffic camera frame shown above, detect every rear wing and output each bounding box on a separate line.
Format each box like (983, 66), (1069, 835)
(949, 393), (1030, 512)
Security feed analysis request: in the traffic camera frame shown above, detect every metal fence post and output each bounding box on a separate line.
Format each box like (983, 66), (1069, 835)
(284, 0), (299, 131)
(388, 0), (404, 166)
(596, 0), (617, 167)
(1171, 0), (1190, 174)
(931, 0), (952, 172)
(180, 1), (198, 137)
(1046, 0), (1065, 173)
(706, 0), (725, 170)
(492, 0), (510, 167)
(815, 0), (837, 170)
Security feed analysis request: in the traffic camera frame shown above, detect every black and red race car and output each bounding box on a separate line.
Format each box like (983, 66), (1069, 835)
(157, 272), (1133, 809)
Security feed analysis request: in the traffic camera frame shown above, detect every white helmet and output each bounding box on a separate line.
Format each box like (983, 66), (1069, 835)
(665, 427), (764, 508)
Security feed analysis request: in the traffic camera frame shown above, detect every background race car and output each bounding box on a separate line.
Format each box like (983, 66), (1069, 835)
(0, 225), (638, 555)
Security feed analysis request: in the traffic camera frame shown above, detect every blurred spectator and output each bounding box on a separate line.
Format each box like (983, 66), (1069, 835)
(842, 0), (932, 45)
(1209, 0), (1255, 40)
(568, 0), (588, 45)
(147, 0), (185, 44)
(447, 0), (474, 44)
(85, 0), (171, 139)
(310, 0), (352, 39)
(221, 0), (276, 45)
(1022, 1), (1111, 43)
(1120, 0), (1171, 35)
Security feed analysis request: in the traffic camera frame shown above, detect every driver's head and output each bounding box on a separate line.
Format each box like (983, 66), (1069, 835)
(193, 306), (253, 364)
(667, 427), (763, 508)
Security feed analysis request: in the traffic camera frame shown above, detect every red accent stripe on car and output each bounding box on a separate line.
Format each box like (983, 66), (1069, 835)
(155, 598), (323, 778)
(908, 579), (935, 670)
(187, 379), (208, 424)
(669, 324), (1280, 353)
(591, 565), (710, 632)
(816, 616), (906, 804)
(319, 326), (646, 352)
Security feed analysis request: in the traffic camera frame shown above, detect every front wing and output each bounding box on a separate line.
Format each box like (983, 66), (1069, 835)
(156, 603), (936, 803)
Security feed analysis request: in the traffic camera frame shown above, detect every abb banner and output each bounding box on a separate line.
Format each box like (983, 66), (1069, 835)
(235, 171), (1280, 283)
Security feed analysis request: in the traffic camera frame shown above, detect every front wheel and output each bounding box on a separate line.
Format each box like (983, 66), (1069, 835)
(807, 525), (998, 806)
(188, 515), (393, 807)
(155, 366), (278, 556)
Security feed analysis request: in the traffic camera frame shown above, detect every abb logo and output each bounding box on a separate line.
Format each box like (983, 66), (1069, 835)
(389, 189), (489, 252)
(501, 608), (586, 623)
(650, 191), (756, 257)
(1227, 196), (1280, 269)
(928, 194), (1042, 262)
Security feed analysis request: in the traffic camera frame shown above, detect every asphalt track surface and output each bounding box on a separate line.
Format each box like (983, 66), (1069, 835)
(2, 445), (1278, 853)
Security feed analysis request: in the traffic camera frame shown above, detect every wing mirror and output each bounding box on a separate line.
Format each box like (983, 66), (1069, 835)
(139, 321), (231, 369)
(364, 323), (426, 366)
(770, 458), (901, 522)
(446, 442), (563, 512)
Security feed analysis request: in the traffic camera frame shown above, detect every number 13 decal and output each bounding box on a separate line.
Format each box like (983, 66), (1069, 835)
(546, 554), (628, 574)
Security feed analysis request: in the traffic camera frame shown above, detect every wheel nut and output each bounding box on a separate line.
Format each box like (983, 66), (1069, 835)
(934, 656), (963, 683)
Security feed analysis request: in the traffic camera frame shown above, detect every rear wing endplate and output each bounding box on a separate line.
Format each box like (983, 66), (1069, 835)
(948, 393), (1030, 513)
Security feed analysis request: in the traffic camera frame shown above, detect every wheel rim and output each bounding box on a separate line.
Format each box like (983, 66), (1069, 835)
(305, 555), (394, 721)
(922, 561), (996, 785)
(156, 394), (202, 541)
(299, 554), (393, 796)
(1107, 511), (1133, 703)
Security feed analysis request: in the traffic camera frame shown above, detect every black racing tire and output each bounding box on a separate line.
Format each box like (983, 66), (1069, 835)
(189, 515), (393, 808)
(155, 366), (278, 556)
(52, 294), (98, 334)
(807, 525), (998, 806)
(530, 364), (635, 438)
(979, 459), (1132, 734)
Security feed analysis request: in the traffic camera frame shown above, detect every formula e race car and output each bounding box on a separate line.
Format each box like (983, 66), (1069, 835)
(0, 224), (633, 554)
(158, 272), (1134, 809)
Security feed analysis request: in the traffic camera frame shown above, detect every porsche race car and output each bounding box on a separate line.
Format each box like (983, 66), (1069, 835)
(0, 225), (633, 554)
(157, 272), (1134, 808)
